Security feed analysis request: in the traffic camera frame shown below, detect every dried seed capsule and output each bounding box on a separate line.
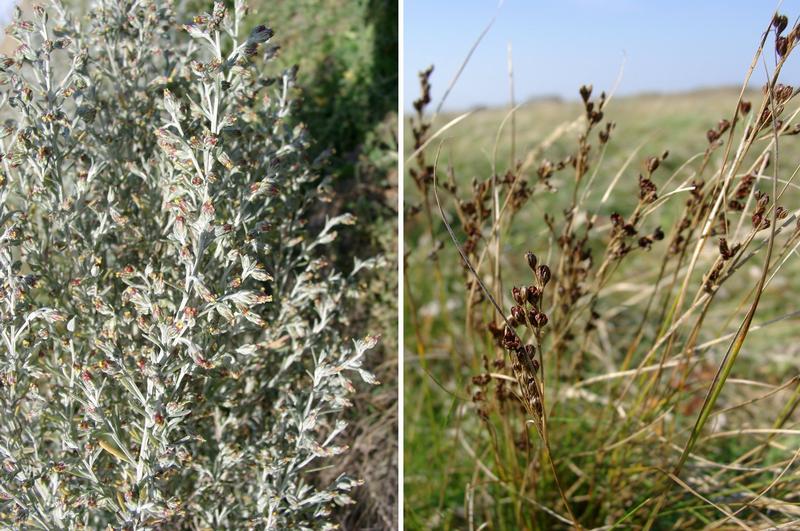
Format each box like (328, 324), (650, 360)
(645, 156), (660, 173)
(652, 227), (665, 241)
(525, 251), (537, 271)
(536, 265), (551, 287)
(504, 337), (521, 350)
(777, 36), (789, 58)
(579, 84), (592, 103)
(739, 100), (752, 114)
(532, 397), (543, 416)
(774, 13), (789, 34)
(526, 285), (540, 304)
(512, 286), (524, 305)
(524, 344), (535, 359)
(719, 238), (733, 259)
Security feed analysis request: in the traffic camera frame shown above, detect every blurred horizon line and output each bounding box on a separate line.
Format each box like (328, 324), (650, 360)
(410, 82), (762, 115)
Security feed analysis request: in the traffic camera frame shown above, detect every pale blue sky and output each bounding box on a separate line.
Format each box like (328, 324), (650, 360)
(0, 0), (14, 26)
(405, 0), (800, 111)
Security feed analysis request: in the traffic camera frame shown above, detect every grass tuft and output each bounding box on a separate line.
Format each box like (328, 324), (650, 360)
(405, 11), (800, 530)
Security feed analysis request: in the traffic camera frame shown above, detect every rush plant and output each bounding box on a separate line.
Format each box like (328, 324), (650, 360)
(0, 1), (378, 529)
(406, 11), (800, 530)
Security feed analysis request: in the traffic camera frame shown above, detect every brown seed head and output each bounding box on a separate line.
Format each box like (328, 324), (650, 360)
(777, 36), (789, 57)
(525, 251), (537, 271)
(645, 156), (660, 174)
(774, 13), (789, 35)
(579, 84), (592, 103)
(526, 285), (541, 304)
(511, 286), (524, 305)
(739, 100), (752, 114)
(536, 265), (551, 287)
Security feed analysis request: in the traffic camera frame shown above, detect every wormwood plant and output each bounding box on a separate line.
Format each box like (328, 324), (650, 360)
(407, 12), (800, 530)
(0, 1), (379, 529)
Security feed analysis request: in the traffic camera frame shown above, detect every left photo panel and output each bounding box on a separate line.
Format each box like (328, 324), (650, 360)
(0, 0), (398, 529)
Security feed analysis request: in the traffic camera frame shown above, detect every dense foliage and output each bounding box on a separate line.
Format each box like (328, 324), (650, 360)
(0, 1), (379, 528)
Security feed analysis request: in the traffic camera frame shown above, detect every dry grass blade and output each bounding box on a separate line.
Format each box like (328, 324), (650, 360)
(405, 112), (474, 165)
(665, 471), (750, 529)
(433, 0), (505, 118)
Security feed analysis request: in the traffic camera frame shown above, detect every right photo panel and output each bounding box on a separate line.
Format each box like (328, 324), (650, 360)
(404, 1), (800, 529)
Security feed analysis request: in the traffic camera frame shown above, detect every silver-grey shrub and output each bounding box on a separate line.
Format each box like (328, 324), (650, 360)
(0, 1), (379, 528)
